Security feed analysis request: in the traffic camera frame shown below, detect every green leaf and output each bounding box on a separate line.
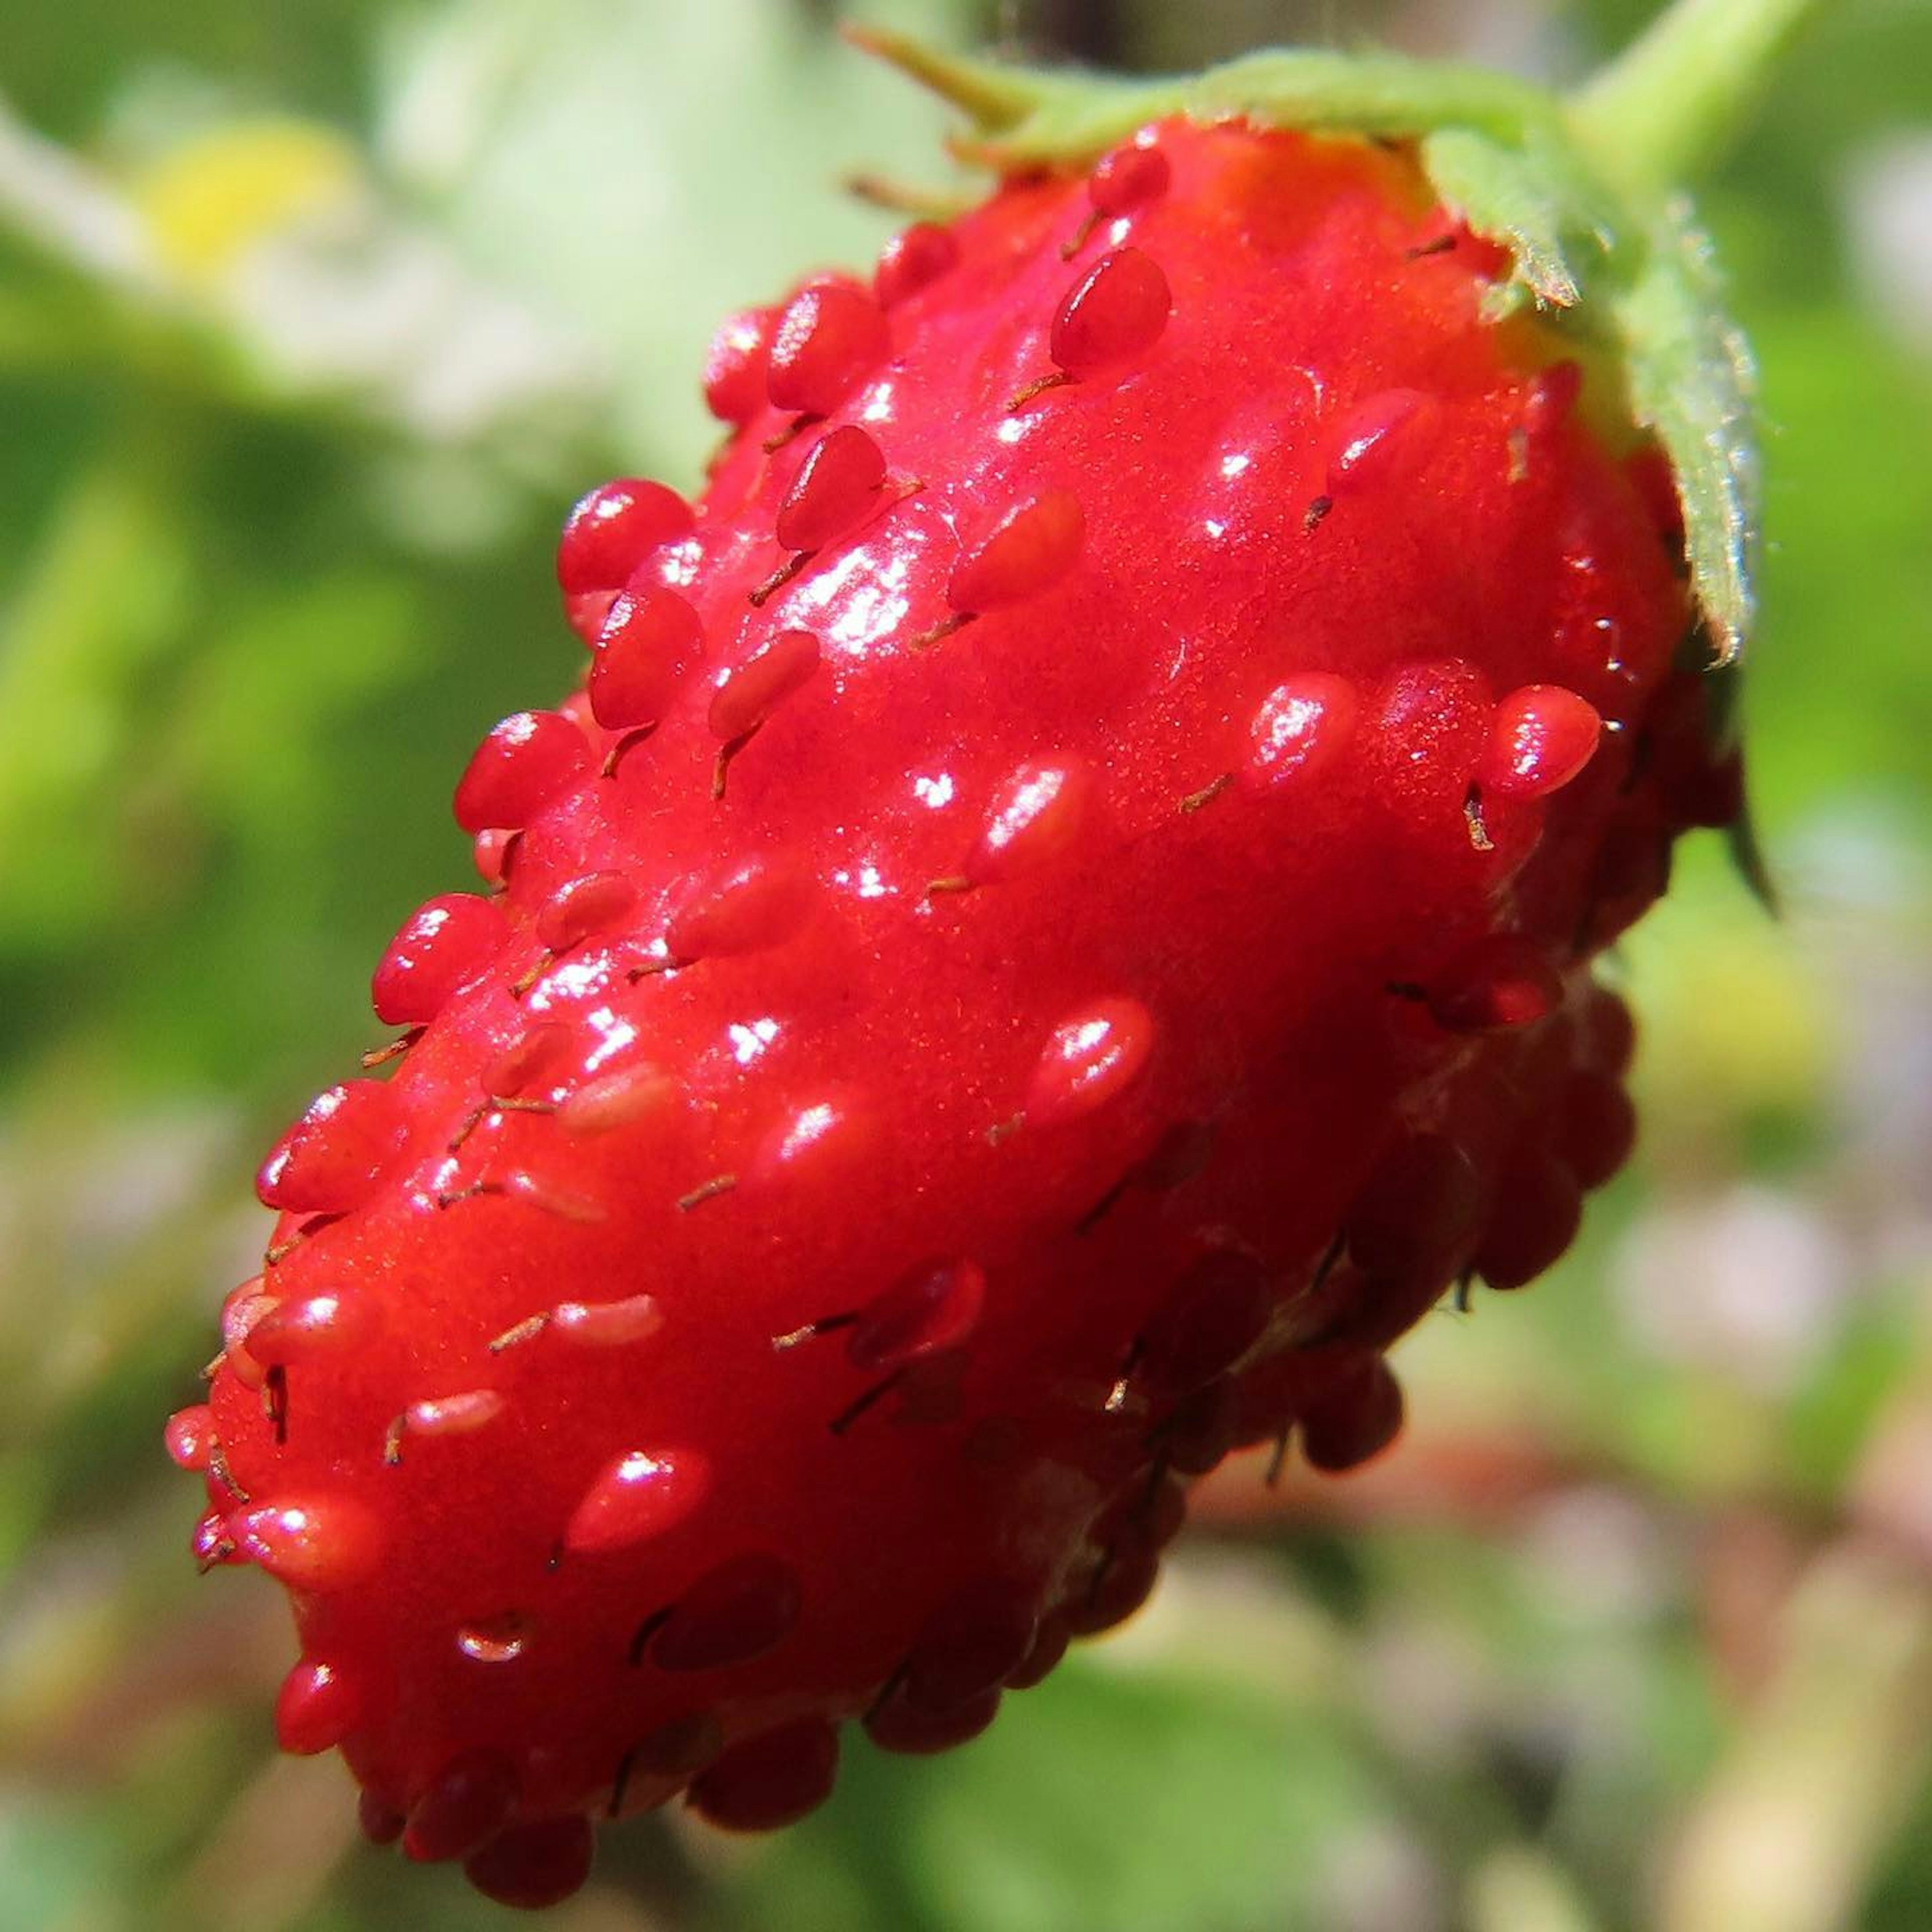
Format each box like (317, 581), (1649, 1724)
(1611, 202), (1760, 663)
(722, 1656), (1379, 1932)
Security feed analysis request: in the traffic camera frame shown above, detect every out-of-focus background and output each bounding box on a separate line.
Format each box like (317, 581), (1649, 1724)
(2, 1), (1928, 1926)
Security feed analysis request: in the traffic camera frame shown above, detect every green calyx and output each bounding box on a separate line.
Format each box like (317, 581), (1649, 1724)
(850, 0), (1829, 671)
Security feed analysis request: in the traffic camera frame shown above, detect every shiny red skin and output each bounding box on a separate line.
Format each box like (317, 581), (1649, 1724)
(187, 121), (1730, 1900)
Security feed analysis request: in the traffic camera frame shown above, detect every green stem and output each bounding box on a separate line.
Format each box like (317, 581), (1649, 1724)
(1570, 0), (1836, 192)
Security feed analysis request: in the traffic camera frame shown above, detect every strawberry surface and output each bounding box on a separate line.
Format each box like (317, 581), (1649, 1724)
(175, 117), (1736, 1908)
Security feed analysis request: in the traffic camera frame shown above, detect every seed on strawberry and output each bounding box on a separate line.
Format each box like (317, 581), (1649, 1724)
(875, 220), (960, 307)
(1242, 674), (1360, 791)
(1064, 137), (1172, 256)
(639, 1552), (804, 1671)
(464, 1816), (598, 1911)
(1480, 685), (1605, 798)
(706, 626), (821, 747)
(230, 1496), (383, 1592)
(1013, 246), (1171, 405)
(915, 489), (1085, 646)
(704, 307), (774, 428)
(687, 1719), (841, 1833)
(959, 756), (1094, 886)
(164, 1404), (216, 1472)
(372, 892), (509, 1027)
(453, 711), (594, 833)
(565, 1448), (710, 1556)
(766, 281), (890, 420)
(557, 479), (694, 597)
(276, 1658), (361, 1756)
(255, 1081), (404, 1214)
(589, 588), (706, 731)
(1024, 998), (1158, 1128)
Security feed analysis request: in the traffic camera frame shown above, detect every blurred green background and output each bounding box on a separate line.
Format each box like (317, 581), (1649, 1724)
(2, 1), (1929, 1927)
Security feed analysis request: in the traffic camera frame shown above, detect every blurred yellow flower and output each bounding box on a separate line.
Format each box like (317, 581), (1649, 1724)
(131, 119), (360, 283)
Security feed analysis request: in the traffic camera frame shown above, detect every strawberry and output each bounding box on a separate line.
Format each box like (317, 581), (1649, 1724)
(170, 11), (1775, 1910)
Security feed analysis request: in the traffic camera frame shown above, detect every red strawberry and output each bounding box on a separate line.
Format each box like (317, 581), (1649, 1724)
(172, 19), (1767, 1911)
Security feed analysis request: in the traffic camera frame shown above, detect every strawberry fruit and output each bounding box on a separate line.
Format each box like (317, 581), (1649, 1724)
(171, 8), (1778, 1909)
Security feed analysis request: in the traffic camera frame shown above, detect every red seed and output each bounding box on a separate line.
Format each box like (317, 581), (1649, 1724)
(1479, 684), (1603, 799)
(1426, 934), (1564, 1033)
(357, 1793), (407, 1845)
(372, 892), (508, 1027)
(1005, 1614), (1072, 1691)
(164, 1403), (214, 1472)
(556, 479), (692, 597)
(1325, 388), (1441, 492)
(1162, 1375), (1243, 1476)
(874, 221), (959, 308)
(847, 1257), (987, 1374)
(947, 491), (1085, 615)
(623, 1712), (726, 1785)
(964, 758), (1093, 884)
(901, 1579), (1038, 1715)
(590, 588), (705, 731)
(1242, 673), (1359, 791)
(866, 1684), (1003, 1755)
(242, 1290), (384, 1369)
(404, 1748), (521, 1864)
(472, 827), (516, 887)
(1299, 1358), (1405, 1472)
(555, 1064), (673, 1137)
(453, 710), (592, 834)
(1050, 248), (1170, 378)
(1524, 359), (1585, 433)
(564, 590), (618, 648)
(748, 1092), (881, 1197)
(1065, 1545), (1160, 1636)
(231, 1495), (383, 1592)
(485, 1022), (575, 1099)
(552, 1293), (665, 1347)
(1089, 139), (1170, 216)
(1345, 1134), (1483, 1287)
(220, 1280), (276, 1391)
(463, 1815), (596, 1911)
(667, 853), (815, 960)
(1094, 1472), (1187, 1554)
(404, 1389), (505, 1441)
(456, 1614), (532, 1665)
(1025, 998), (1157, 1128)
(1475, 1152), (1584, 1289)
(704, 306), (773, 426)
(192, 1508), (241, 1568)
(649, 1553), (803, 1672)
(1136, 1250), (1274, 1400)
(275, 1658), (360, 1756)
(565, 1448), (709, 1556)
(775, 425), (887, 553)
(1558, 1071), (1637, 1188)
(766, 283), (889, 417)
(1583, 986), (1638, 1077)
(708, 629), (822, 743)
(256, 1080), (404, 1215)
(687, 1717), (840, 1832)
(537, 871), (639, 952)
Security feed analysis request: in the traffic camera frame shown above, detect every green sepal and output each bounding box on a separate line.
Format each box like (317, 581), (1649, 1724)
(1417, 126), (1589, 312)
(1608, 201), (1760, 664)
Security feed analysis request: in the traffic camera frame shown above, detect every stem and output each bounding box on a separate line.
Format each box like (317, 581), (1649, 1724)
(1570, 0), (1835, 191)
